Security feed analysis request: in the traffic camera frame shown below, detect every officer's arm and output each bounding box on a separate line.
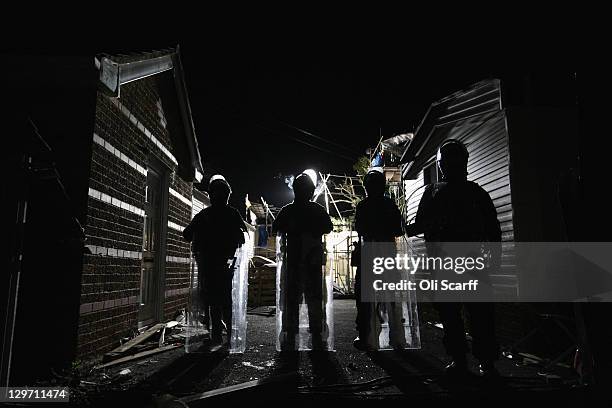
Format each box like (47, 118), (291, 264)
(183, 214), (198, 242)
(272, 208), (285, 233)
(321, 210), (333, 234)
(405, 185), (432, 237)
(234, 210), (247, 245)
(479, 188), (502, 242)
(354, 202), (365, 236)
(390, 202), (404, 237)
(478, 187), (502, 270)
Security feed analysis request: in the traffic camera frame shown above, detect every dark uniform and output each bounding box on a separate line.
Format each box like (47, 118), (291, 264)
(412, 178), (501, 365)
(273, 199), (333, 349)
(354, 194), (404, 345)
(183, 204), (246, 343)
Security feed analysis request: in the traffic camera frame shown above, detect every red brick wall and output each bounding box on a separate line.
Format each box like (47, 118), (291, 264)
(77, 76), (193, 358)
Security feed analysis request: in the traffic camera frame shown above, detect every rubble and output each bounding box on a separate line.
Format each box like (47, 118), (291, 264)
(96, 319), (188, 370)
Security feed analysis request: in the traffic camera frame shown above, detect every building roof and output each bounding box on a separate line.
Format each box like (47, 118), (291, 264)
(248, 202), (280, 221)
(400, 79), (503, 179)
(95, 47), (204, 182)
(381, 133), (413, 157)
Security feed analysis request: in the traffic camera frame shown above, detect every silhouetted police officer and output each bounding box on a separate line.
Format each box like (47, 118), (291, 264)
(273, 173), (333, 350)
(183, 175), (246, 347)
(406, 140), (502, 378)
(353, 168), (404, 350)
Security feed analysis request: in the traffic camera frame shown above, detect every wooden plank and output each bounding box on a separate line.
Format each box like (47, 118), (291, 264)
(95, 344), (181, 370)
(110, 323), (165, 353)
(181, 373), (297, 405)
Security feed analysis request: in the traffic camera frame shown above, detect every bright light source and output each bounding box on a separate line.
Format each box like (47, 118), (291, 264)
(302, 169), (317, 186)
(210, 174), (227, 184)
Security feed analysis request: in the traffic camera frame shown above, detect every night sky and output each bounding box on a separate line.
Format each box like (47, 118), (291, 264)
(175, 44), (498, 212)
(5, 38), (532, 213)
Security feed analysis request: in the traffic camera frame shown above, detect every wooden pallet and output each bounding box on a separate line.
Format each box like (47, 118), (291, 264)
(248, 266), (276, 307)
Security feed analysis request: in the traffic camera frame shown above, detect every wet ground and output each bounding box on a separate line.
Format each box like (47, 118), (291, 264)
(64, 300), (608, 407)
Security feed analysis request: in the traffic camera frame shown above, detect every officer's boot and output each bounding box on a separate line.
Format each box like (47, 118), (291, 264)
(478, 360), (500, 379)
(445, 354), (469, 379)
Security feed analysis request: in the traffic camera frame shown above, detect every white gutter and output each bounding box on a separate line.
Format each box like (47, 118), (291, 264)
(96, 54), (174, 97)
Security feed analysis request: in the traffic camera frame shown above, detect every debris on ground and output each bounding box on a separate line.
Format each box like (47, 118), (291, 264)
(247, 306), (276, 316)
(94, 317), (190, 370)
(242, 361), (266, 370)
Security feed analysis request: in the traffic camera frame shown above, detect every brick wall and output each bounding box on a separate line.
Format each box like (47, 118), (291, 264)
(77, 76), (194, 358)
(164, 170), (193, 321)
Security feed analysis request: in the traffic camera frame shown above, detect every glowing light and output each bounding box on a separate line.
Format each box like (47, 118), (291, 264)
(302, 169), (318, 186)
(210, 174), (227, 184)
(195, 169), (203, 182)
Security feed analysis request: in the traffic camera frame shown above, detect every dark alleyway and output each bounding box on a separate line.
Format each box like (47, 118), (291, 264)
(66, 299), (605, 408)
(4, 47), (603, 408)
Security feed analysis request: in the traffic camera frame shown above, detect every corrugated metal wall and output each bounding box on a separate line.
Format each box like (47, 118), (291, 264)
(401, 80), (517, 296)
(463, 113), (516, 295)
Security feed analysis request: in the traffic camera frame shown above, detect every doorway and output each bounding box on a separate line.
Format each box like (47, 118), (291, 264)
(139, 158), (169, 327)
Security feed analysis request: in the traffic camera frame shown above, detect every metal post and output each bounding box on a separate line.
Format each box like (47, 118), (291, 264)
(323, 184), (330, 214)
(1, 153), (31, 388)
(347, 234), (351, 293)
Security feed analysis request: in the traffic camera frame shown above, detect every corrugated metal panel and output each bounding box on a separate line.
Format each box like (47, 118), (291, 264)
(403, 170), (429, 260)
(400, 79), (517, 296)
(401, 79), (503, 176)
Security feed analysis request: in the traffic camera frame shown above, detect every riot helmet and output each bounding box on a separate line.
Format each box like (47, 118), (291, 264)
(363, 168), (386, 198)
(209, 174), (232, 206)
(293, 173), (316, 203)
(437, 139), (469, 180)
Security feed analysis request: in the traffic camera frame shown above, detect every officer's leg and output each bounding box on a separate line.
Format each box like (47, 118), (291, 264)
(387, 301), (407, 348)
(209, 273), (224, 344)
(305, 269), (324, 348)
(382, 270), (406, 348)
(201, 288), (211, 331)
(434, 302), (468, 366)
(196, 257), (210, 330)
(353, 267), (372, 350)
(281, 273), (299, 350)
(354, 267), (371, 339)
(210, 300), (223, 344)
(221, 304), (232, 342)
(222, 274), (233, 343)
(465, 302), (499, 375)
(354, 267), (362, 333)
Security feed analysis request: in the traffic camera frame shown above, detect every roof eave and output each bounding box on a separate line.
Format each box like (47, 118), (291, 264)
(95, 47), (204, 181)
(170, 48), (205, 179)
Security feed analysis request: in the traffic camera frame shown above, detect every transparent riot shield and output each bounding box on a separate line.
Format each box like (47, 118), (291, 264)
(276, 234), (334, 351)
(185, 255), (209, 352)
(360, 238), (421, 350)
(185, 235), (250, 354)
(229, 235), (250, 353)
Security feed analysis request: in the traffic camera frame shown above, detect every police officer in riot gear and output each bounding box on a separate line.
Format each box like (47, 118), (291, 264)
(183, 175), (246, 347)
(353, 168), (404, 350)
(273, 172), (333, 350)
(406, 140), (502, 379)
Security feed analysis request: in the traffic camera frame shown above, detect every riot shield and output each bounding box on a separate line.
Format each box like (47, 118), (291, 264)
(185, 254), (208, 352)
(364, 294), (421, 350)
(229, 235), (250, 353)
(276, 233), (334, 351)
(185, 233), (250, 353)
(360, 238), (421, 350)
